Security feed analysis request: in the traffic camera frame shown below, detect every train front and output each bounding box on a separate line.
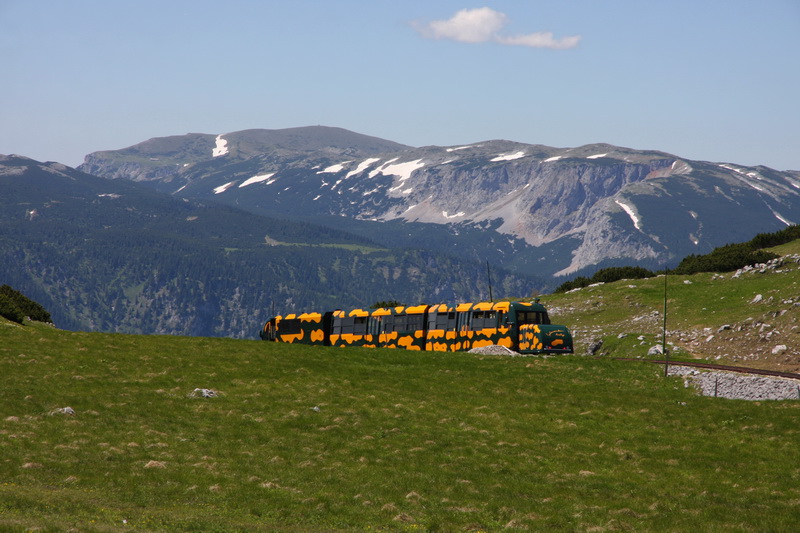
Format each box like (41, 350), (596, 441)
(260, 317), (278, 341)
(511, 301), (574, 354)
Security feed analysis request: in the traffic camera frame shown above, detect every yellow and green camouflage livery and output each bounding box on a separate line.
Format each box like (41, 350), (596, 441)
(261, 300), (573, 355)
(260, 312), (326, 344)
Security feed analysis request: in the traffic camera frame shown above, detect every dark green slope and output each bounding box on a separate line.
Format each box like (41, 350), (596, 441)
(0, 155), (539, 336)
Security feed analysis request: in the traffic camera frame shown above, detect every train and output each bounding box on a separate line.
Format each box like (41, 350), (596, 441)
(260, 299), (573, 355)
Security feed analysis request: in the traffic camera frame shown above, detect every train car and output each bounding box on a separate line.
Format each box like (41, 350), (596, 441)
(260, 300), (573, 355)
(260, 311), (331, 345)
(425, 300), (572, 354)
(328, 304), (429, 350)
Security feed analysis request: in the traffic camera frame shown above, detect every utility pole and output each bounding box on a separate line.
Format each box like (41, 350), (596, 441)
(486, 261), (494, 301)
(662, 271), (669, 377)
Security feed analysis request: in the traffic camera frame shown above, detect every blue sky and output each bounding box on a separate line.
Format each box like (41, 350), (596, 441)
(2, 0), (799, 170)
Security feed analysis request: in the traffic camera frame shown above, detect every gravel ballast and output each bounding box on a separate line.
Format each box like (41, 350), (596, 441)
(468, 345), (520, 356)
(466, 346), (800, 401)
(668, 365), (800, 401)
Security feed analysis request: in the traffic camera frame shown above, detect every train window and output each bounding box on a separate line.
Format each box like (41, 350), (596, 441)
(332, 316), (352, 334)
(281, 319), (302, 335)
(471, 311), (483, 330)
(383, 314), (400, 332)
(431, 311), (456, 330)
(516, 311), (550, 325)
(385, 313), (424, 332)
(407, 314), (424, 331)
(471, 310), (497, 330)
(353, 316), (367, 335)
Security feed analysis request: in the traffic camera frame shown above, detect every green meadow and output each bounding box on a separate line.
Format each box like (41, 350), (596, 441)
(2, 318), (800, 532)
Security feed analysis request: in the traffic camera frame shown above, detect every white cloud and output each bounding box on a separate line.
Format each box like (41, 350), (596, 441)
(415, 7), (580, 50)
(422, 7), (506, 43)
(495, 32), (581, 50)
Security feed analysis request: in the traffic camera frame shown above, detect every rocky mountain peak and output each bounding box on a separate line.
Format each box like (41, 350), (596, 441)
(75, 128), (800, 281)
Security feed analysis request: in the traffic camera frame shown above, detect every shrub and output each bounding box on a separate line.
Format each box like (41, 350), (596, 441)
(672, 244), (778, 275)
(0, 293), (25, 324)
(0, 285), (52, 323)
(554, 276), (592, 293)
(370, 300), (403, 309)
(749, 225), (800, 249)
(555, 266), (655, 293)
(590, 266), (655, 284)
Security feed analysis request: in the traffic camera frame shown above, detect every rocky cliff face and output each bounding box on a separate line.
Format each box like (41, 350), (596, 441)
(79, 128), (800, 279)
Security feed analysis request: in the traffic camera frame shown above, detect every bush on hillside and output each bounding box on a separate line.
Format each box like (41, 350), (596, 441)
(370, 300), (403, 309)
(672, 243), (778, 275)
(749, 225), (800, 250)
(0, 285), (52, 323)
(555, 266), (655, 293)
(590, 266), (655, 284)
(554, 276), (592, 293)
(0, 293), (25, 324)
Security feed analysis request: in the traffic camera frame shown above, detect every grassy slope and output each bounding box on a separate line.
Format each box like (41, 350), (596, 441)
(544, 250), (800, 372)
(2, 315), (800, 532)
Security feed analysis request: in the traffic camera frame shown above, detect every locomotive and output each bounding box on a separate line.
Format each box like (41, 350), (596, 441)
(260, 300), (573, 355)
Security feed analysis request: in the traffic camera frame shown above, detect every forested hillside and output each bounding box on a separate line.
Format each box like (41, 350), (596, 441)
(0, 155), (540, 337)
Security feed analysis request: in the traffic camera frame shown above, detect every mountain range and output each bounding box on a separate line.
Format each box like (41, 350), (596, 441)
(80, 126), (800, 278)
(3, 125), (799, 337)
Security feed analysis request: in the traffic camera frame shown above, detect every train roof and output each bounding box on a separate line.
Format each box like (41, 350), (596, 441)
(270, 300), (549, 320)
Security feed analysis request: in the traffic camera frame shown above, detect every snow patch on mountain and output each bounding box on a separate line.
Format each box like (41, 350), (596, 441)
(212, 135), (229, 158)
(771, 209), (793, 226)
(346, 158), (380, 178)
(543, 156), (562, 163)
(491, 151), (526, 162)
(369, 158), (397, 178)
(782, 175), (800, 189)
(719, 163), (766, 191)
(447, 144), (480, 152)
(376, 159), (425, 183)
(213, 181), (236, 194)
(318, 161), (352, 174)
(615, 199), (641, 231)
(671, 160), (693, 174)
(587, 153), (608, 159)
(239, 173), (276, 187)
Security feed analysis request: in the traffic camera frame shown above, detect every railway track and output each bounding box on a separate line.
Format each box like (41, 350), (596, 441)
(614, 358), (800, 381)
